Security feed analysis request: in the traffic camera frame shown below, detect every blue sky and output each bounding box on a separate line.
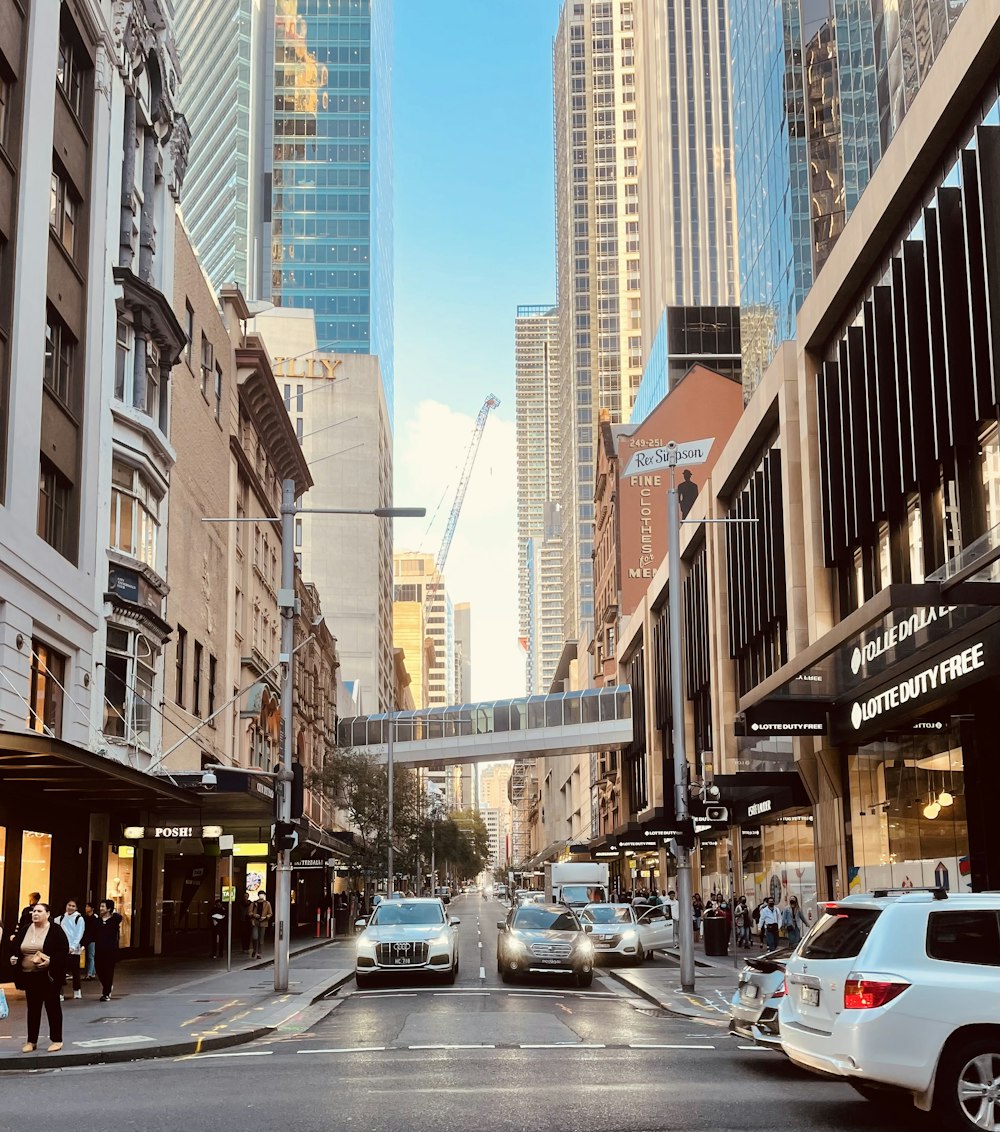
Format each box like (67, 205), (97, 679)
(391, 1), (562, 700)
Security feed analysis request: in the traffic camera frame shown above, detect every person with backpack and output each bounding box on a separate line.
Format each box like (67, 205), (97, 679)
(54, 899), (85, 1000)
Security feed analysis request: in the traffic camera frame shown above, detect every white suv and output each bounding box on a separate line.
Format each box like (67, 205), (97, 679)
(779, 889), (1000, 1130)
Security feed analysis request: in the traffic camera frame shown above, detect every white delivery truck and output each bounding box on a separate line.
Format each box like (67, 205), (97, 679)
(545, 861), (610, 909)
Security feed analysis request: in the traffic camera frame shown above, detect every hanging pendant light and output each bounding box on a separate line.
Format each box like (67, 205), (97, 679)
(923, 798), (941, 819)
(937, 790), (954, 807)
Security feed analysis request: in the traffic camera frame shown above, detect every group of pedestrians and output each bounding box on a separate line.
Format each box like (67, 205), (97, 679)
(691, 891), (809, 951)
(4, 895), (123, 1053)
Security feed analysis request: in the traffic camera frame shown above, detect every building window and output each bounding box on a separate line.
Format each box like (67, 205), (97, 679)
(114, 318), (131, 401)
(49, 168), (77, 257)
(296, 384), (303, 412)
(38, 457), (71, 557)
(184, 301), (194, 365)
(296, 416), (303, 442)
(977, 422), (1000, 534)
(145, 337), (161, 422)
(200, 333), (213, 398)
(907, 495), (924, 583)
(57, 31), (84, 118)
(103, 626), (156, 750)
(109, 459), (160, 569)
(208, 654), (217, 719)
(877, 521), (892, 590)
(43, 311), (76, 409)
(193, 640), (203, 718)
(27, 641), (66, 737)
(0, 73), (11, 150)
(214, 363), (222, 420)
(175, 625), (186, 708)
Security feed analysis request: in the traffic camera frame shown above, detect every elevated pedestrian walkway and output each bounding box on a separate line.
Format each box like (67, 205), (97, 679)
(338, 686), (633, 766)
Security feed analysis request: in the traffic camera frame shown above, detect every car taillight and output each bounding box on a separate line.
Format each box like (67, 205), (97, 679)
(772, 982), (786, 998)
(843, 973), (910, 1009)
(783, 973), (790, 997)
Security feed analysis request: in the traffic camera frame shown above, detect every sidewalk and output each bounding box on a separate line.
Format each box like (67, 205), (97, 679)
(604, 938), (746, 1025)
(0, 936), (354, 1071)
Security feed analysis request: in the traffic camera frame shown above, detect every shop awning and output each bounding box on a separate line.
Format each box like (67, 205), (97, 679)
(0, 732), (195, 809)
(714, 772), (811, 823)
(737, 584), (1000, 741)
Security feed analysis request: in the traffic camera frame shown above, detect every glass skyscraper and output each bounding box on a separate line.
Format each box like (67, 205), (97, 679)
(731, 0), (969, 396)
(176, 0), (393, 409)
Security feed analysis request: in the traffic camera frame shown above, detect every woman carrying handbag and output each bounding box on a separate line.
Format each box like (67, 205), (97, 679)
(8, 901), (69, 1052)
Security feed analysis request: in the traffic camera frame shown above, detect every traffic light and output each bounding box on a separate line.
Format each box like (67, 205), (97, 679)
(290, 761), (304, 819)
(271, 821), (298, 852)
(671, 818), (696, 852)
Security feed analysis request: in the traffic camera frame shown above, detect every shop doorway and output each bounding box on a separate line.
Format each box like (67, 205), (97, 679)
(825, 864), (840, 901)
(161, 855), (214, 955)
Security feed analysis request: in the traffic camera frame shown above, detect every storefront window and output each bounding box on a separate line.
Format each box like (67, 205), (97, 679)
(741, 812), (816, 924)
(847, 728), (968, 893)
(106, 846), (134, 947)
(19, 830), (52, 906)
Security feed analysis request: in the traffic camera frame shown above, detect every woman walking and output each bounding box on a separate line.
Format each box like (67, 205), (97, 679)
(692, 893), (704, 942)
(781, 896), (809, 948)
(8, 901), (69, 1052)
(93, 899), (123, 1002)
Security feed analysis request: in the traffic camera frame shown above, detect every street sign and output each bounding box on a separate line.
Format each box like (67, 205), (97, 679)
(622, 437), (716, 478)
(222, 885), (236, 903)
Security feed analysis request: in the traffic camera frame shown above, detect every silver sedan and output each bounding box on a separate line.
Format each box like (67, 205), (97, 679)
(354, 898), (461, 987)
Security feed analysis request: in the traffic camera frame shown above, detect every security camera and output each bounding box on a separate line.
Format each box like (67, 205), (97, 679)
(201, 769), (218, 789)
(706, 784), (721, 800)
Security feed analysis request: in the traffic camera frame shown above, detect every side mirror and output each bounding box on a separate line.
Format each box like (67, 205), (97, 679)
(354, 918), (367, 929)
(583, 923), (593, 933)
(496, 921), (505, 930)
(449, 917), (461, 926)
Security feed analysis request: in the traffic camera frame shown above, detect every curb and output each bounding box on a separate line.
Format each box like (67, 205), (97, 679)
(605, 968), (730, 1027)
(0, 971), (354, 1072)
(246, 935), (344, 971)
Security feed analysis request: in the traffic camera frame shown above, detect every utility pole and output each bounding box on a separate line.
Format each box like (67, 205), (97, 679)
(275, 478), (297, 993)
(386, 700), (394, 896)
(667, 465), (696, 993)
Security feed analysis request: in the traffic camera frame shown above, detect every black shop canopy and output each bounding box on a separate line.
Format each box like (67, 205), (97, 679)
(0, 732), (196, 810)
(738, 575), (1000, 744)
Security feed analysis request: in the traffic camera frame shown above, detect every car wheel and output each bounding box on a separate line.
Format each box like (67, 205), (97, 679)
(500, 965), (514, 984)
(576, 969), (593, 988)
(355, 971), (375, 989)
(443, 965), (458, 985)
(935, 1036), (1000, 1131)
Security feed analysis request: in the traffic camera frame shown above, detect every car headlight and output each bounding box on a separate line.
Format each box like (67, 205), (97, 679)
(575, 937), (594, 955)
(621, 929), (638, 942)
(431, 934), (451, 948)
(505, 935), (527, 953)
(355, 934), (375, 954)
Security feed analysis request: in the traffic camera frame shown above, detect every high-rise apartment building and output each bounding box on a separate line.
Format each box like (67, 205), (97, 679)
(252, 308), (394, 713)
(635, 0), (739, 355)
(553, 0), (645, 645)
(731, 0), (969, 394)
(394, 552), (454, 708)
(454, 602), (472, 703)
(514, 305), (563, 693)
(175, 0), (394, 405)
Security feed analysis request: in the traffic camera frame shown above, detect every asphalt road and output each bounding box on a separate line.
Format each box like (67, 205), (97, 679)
(0, 895), (941, 1132)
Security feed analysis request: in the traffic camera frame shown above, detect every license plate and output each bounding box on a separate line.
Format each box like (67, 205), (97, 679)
(393, 958), (413, 966)
(595, 941), (613, 948)
(800, 985), (820, 1007)
(740, 984), (759, 1001)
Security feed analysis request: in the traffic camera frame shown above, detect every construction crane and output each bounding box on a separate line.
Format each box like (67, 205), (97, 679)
(434, 394), (501, 578)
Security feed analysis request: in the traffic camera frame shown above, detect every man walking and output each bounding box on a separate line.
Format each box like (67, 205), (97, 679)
(93, 899), (122, 1001)
(249, 891), (272, 960)
(758, 896), (781, 951)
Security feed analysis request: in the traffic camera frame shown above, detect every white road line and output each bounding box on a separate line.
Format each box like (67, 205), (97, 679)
(407, 1044), (496, 1050)
(519, 1043), (606, 1049)
(297, 1047), (386, 1054)
(507, 992), (565, 999)
(432, 992), (489, 996)
(737, 1045), (773, 1051)
(479, 966), (486, 980)
(629, 1043), (716, 1050)
(178, 1050), (274, 1060)
(353, 992), (417, 997)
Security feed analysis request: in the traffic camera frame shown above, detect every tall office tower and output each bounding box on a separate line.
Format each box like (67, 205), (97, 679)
(553, 0), (646, 646)
(394, 552), (455, 707)
(454, 602), (472, 702)
(525, 507), (565, 694)
(514, 305), (563, 692)
(480, 764), (514, 863)
(253, 309), (394, 713)
(175, 0), (394, 405)
(635, 0), (739, 361)
(731, 0), (969, 394)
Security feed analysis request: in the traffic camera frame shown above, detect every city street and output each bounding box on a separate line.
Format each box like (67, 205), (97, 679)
(0, 897), (936, 1131)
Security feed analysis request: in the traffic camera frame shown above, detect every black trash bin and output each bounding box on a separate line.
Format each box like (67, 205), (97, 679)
(334, 908), (350, 936)
(703, 914), (729, 956)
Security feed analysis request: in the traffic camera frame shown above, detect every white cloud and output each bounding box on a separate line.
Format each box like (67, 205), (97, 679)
(393, 400), (526, 701)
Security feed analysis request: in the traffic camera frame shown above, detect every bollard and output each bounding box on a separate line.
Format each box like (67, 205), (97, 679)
(316, 905), (321, 938)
